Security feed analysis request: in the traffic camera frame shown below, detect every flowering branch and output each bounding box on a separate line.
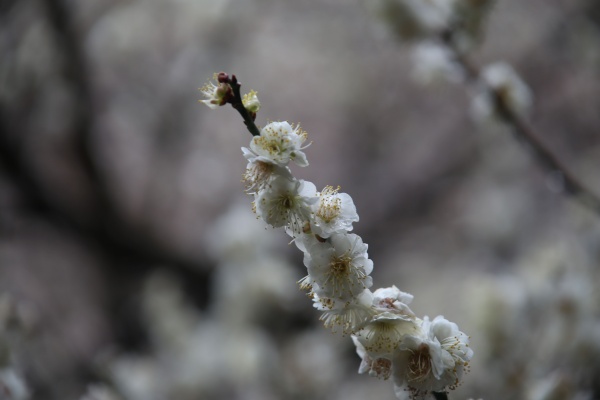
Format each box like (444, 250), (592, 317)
(226, 74), (262, 137)
(200, 72), (261, 137)
(368, 0), (600, 215)
(440, 31), (600, 214)
(200, 72), (473, 400)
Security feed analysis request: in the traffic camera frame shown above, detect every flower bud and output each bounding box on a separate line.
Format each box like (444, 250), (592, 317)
(242, 90), (261, 114)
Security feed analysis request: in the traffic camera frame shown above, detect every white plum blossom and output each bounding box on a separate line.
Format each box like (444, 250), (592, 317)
(471, 62), (533, 124)
(198, 78), (230, 109)
(411, 41), (465, 85)
(0, 368), (29, 400)
(372, 285), (416, 316)
(392, 316), (472, 396)
(242, 147), (293, 193)
(369, 0), (494, 51)
(451, 0), (495, 51)
(244, 121), (310, 167)
(352, 287), (420, 360)
(303, 233), (373, 301)
(313, 289), (375, 334)
(310, 186), (359, 239)
(429, 316), (473, 366)
(254, 175), (317, 235)
(352, 335), (394, 380)
(79, 384), (121, 400)
(354, 312), (421, 359)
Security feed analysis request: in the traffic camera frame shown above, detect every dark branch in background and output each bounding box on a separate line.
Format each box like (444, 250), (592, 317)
(42, 0), (129, 229)
(0, 105), (212, 293)
(432, 391), (449, 400)
(0, 0), (214, 285)
(441, 30), (600, 215)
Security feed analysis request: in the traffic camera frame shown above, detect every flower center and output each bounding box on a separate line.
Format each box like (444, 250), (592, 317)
(372, 358), (392, 380)
(279, 193), (295, 210)
(316, 186), (341, 223)
(266, 140), (281, 154)
(407, 344), (432, 383)
(330, 256), (351, 275)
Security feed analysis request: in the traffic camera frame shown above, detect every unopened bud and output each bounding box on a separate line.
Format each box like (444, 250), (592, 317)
(217, 72), (229, 83)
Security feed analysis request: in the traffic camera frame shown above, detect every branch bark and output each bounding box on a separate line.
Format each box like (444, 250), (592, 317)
(441, 31), (600, 214)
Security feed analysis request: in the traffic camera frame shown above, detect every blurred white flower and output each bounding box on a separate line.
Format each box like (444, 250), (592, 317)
(411, 41), (465, 85)
(213, 257), (300, 323)
(369, 0), (456, 40)
(111, 357), (165, 400)
(282, 330), (345, 395)
(207, 199), (302, 319)
(527, 373), (592, 400)
(471, 62), (532, 124)
(142, 271), (199, 351)
(206, 201), (278, 261)
(0, 368), (29, 400)
(217, 326), (279, 386)
(451, 0), (495, 51)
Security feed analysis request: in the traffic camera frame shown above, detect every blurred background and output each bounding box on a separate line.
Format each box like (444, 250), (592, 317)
(1, 0), (600, 399)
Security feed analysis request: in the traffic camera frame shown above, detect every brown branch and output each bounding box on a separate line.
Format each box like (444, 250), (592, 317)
(441, 32), (600, 214)
(493, 92), (600, 213)
(219, 72), (261, 137)
(42, 0), (109, 216)
(0, 0), (217, 279)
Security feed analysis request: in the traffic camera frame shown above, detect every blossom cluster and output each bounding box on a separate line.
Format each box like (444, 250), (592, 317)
(200, 78), (473, 398)
(241, 119), (473, 398)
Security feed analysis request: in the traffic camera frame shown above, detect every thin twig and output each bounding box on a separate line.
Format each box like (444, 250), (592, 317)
(493, 92), (600, 213)
(441, 32), (600, 214)
(226, 74), (262, 137)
